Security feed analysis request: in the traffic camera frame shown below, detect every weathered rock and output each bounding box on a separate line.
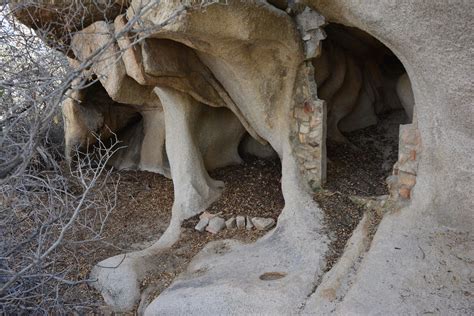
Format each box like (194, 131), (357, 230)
(239, 134), (278, 159)
(206, 217), (226, 234)
(295, 7), (326, 59)
(71, 21), (154, 106)
(251, 217), (276, 231)
(326, 49), (363, 142)
(236, 216), (246, 229)
(13, 0), (473, 315)
(62, 80), (141, 161)
(396, 73), (415, 122)
(10, 0), (128, 51)
(225, 217), (236, 229)
(195, 218), (209, 232)
(62, 82), (246, 175)
(245, 216), (254, 230)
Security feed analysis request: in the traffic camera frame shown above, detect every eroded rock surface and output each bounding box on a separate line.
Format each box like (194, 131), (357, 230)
(12, 0), (474, 314)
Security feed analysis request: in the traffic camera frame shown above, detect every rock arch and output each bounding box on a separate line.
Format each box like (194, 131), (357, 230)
(11, 0), (473, 314)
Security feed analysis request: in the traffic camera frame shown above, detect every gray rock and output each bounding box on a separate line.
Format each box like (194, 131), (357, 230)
(206, 217), (226, 234)
(225, 217), (236, 229)
(251, 217), (275, 231)
(295, 7), (326, 32)
(236, 216), (245, 229)
(246, 216), (254, 230)
(67, 1), (473, 314)
(195, 217), (209, 232)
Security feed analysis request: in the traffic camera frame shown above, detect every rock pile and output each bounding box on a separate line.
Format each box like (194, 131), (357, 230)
(195, 212), (275, 234)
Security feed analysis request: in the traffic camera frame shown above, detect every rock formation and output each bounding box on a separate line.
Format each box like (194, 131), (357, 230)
(11, 0), (473, 314)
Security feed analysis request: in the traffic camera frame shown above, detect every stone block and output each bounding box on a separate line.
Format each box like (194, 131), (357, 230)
(399, 186), (411, 199)
(195, 218), (209, 232)
(399, 171), (416, 187)
(304, 161), (319, 170)
(300, 123), (310, 134)
(294, 107), (310, 121)
(251, 217), (276, 231)
(246, 216), (254, 230)
(397, 160), (418, 175)
(225, 217), (236, 229)
(310, 115), (321, 128)
(299, 133), (306, 143)
(296, 7), (326, 32)
(399, 124), (419, 146)
(236, 216), (245, 229)
(206, 217), (226, 234)
(308, 129), (320, 139)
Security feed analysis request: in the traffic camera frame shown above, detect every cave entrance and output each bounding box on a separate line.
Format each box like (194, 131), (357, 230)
(311, 23), (419, 269)
(319, 22), (412, 197)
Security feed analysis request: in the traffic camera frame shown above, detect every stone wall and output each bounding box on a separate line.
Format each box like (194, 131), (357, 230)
(291, 7), (327, 191)
(291, 61), (327, 190)
(388, 112), (421, 202)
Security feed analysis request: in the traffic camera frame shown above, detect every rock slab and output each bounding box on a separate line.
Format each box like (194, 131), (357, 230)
(236, 216), (245, 229)
(225, 217), (236, 229)
(251, 217), (275, 231)
(246, 216), (254, 230)
(206, 217), (226, 234)
(195, 218), (209, 232)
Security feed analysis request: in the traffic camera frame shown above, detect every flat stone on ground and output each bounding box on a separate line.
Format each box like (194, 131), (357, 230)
(195, 217), (209, 232)
(251, 217), (275, 231)
(206, 216), (226, 234)
(246, 216), (254, 230)
(225, 217), (236, 229)
(236, 216), (245, 229)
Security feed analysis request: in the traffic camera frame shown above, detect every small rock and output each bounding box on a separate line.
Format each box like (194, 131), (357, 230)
(246, 216), (254, 230)
(298, 133), (306, 143)
(236, 216), (245, 229)
(200, 211), (217, 220)
(195, 217), (209, 232)
(225, 217), (236, 229)
(296, 7), (326, 33)
(398, 171), (416, 187)
(377, 195), (389, 207)
(251, 217), (275, 231)
(206, 217), (226, 234)
(299, 122), (310, 134)
(308, 129), (321, 139)
(399, 186), (411, 199)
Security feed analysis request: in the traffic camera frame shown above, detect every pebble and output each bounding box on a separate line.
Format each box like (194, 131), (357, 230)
(225, 217), (236, 229)
(236, 216), (246, 229)
(195, 217), (209, 232)
(251, 217), (275, 231)
(246, 216), (254, 230)
(206, 216), (226, 234)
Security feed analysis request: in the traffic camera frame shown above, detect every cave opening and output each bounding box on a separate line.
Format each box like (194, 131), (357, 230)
(312, 23), (417, 269)
(75, 20), (418, 300)
(97, 21), (417, 273)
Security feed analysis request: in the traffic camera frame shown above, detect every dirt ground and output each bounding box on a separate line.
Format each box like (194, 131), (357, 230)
(318, 111), (404, 269)
(64, 111), (404, 311)
(63, 157), (284, 311)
